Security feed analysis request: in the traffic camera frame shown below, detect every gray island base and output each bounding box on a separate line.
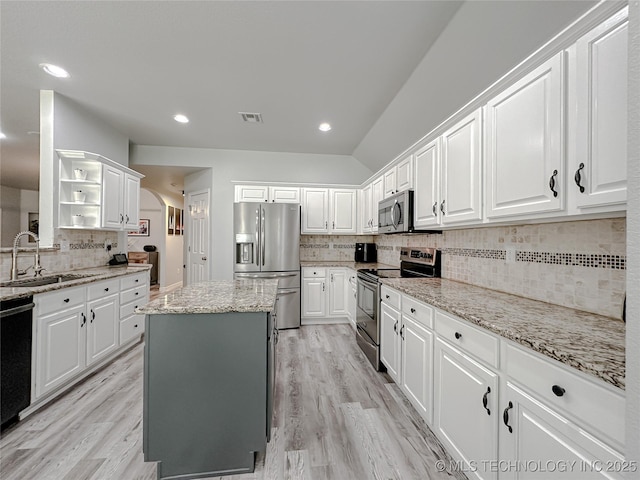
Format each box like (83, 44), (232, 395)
(139, 280), (278, 480)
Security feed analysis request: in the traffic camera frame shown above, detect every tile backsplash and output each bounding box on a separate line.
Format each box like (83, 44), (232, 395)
(0, 230), (119, 280)
(303, 218), (626, 319)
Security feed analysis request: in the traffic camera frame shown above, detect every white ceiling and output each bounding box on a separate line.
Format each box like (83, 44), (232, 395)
(0, 0), (464, 192)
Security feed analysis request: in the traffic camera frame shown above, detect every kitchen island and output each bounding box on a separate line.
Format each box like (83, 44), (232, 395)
(137, 279), (278, 480)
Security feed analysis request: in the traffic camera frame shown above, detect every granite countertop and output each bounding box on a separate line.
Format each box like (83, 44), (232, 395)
(381, 278), (625, 390)
(300, 261), (396, 270)
(137, 279), (278, 315)
(0, 264), (152, 301)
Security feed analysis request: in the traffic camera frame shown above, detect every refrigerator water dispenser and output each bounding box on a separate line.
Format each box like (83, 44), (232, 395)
(235, 234), (254, 264)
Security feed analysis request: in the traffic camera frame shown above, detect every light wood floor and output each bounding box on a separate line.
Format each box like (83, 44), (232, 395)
(0, 325), (465, 480)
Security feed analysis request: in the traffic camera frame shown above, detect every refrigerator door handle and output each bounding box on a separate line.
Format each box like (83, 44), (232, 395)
(278, 288), (298, 295)
(235, 272), (297, 279)
(261, 208), (266, 267)
(255, 209), (260, 267)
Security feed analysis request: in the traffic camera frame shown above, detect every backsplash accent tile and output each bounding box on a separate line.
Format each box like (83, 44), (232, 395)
(372, 218), (626, 319)
(0, 230), (119, 280)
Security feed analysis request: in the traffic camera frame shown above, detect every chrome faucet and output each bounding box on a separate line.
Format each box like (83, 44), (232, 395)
(11, 231), (44, 280)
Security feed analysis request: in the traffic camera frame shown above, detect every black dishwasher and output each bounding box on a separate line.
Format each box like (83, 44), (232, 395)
(1, 296), (34, 430)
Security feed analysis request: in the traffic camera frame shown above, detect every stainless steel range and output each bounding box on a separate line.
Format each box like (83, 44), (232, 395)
(355, 247), (441, 370)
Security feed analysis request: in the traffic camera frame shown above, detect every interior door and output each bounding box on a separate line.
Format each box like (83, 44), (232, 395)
(187, 190), (210, 285)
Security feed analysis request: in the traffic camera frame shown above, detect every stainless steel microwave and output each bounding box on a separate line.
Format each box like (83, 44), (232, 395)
(378, 190), (414, 234)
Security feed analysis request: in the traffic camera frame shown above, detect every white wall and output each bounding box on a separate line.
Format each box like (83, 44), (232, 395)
(39, 90), (130, 247)
(132, 145), (371, 281)
(626, 0), (640, 472)
(353, 0), (598, 172)
(0, 185), (21, 246)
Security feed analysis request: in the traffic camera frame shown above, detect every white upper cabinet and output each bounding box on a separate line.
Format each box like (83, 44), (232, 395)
(485, 52), (564, 219)
(371, 176), (384, 233)
(56, 150), (142, 232)
(572, 7), (628, 210)
(102, 165), (125, 229)
(301, 188), (356, 234)
(360, 184), (373, 233)
(383, 155), (414, 198)
(414, 139), (441, 228)
(440, 108), (483, 225)
(330, 189), (357, 234)
(234, 185), (300, 203)
(301, 188), (329, 233)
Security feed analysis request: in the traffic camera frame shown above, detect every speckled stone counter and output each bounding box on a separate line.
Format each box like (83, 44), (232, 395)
(137, 279), (278, 315)
(380, 277), (625, 390)
(0, 265), (152, 301)
(300, 261), (396, 270)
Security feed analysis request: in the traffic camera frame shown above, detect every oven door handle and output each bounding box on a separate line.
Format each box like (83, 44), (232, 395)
(357, 276), (378, 289)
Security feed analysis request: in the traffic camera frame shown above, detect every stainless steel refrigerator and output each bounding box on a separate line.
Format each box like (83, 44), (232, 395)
(233, 203), (301, 329)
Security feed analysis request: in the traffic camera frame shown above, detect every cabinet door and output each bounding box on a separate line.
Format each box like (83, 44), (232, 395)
(434, 338), (498, 480)
(380, 302), (401, 383)
(414, 139), (441, 228)
(441, 109), (483, 225)
(302, 277), (326, 317)
(328, 269), (347, 316)
(499, 382), (625, 480)
(86, 294), (119, 366)
(485, 53), (564, 219)
(371, 176), (384, 233)
(268, 186), (300, 204)
(396, 155), (414, 193)
(384, 168), (397, 198)
(124, 173), (140, 229)
(330, 189), (357, 234)
(36, 305), (86, 398)
(401, 315), (434, 425)
(361, 185), (372, 233)
(235, 185), (269, 203)
(102, 164), (124, 229)
(574, 8), (628, 209)
(301, 188), (329, 233)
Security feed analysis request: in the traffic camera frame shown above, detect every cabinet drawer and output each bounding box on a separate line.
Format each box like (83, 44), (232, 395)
(503, 341), (625, 448)
(380, 285), (401, 310)
(120, 272), (148, 291)
(120, 314), (144, 344)
(120, 285), (148, 305)
(435, 310), (499, 368)
(35, 285), (86, 316)
(87, 278), (120, 301)
(120, 300), (147, 319)
(402, 295), (433, 329)
(303, 268), (326, 278)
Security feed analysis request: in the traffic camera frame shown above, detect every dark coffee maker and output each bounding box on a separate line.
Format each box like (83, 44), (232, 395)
(355, 243), (377, 263)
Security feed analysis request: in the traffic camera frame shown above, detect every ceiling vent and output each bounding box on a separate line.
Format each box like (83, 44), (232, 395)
(239, 112), (263, 123)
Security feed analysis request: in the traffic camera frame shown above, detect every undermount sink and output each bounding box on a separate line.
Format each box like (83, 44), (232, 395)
(0, 273), (97, 288)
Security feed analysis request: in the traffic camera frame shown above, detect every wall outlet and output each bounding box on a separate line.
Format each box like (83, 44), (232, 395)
(60, 239), (69, 252)
(105, 240), (112, 252)
(506, 247), (516, 264)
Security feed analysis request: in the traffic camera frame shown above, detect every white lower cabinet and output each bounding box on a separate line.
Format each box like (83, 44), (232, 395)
(35, 301), (86, 399)
(434, 338), (499, 480)
(33, 272), (149, 404)
(301, 267), (348, 323)
(500, 382), (625, 480)
(380, 301), (401, 383)
(377, 289), (626, 480)
(86, 293), (119, 366)
(346, 270), (357, 328)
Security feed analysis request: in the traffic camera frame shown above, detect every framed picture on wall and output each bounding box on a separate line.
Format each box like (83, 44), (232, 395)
(168, 206), (175, 235)
(175, 208), (182, 235)
(128, 219), (150, 236)
(180, 208), (184, 235)
(28, 212), (39, 242)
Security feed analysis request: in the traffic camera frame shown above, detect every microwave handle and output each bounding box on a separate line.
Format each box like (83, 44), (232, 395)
(392, 200), (401, 229)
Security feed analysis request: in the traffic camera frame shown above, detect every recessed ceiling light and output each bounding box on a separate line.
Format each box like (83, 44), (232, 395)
(0, 132), (6, 139)
(319, 122), (332, 132)
(39, 63), (70, 78)
(174, 114), (189, 124)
